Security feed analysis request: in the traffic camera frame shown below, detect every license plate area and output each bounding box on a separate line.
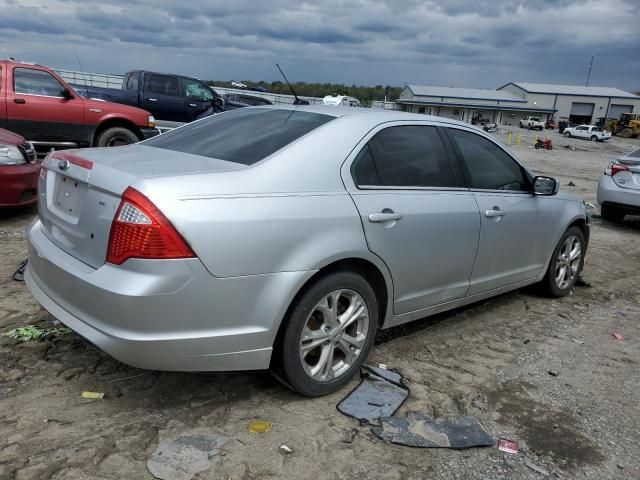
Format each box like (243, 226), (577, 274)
(50, 173), (87, 223)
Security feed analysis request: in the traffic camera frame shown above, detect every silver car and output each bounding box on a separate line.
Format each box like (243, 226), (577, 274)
(597, 147), (640, 221)
(25, 106), (589, 396)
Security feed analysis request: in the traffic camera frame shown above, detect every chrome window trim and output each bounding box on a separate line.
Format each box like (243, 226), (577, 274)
(356, 185), (470, 192)
(11, 92), (65, 99)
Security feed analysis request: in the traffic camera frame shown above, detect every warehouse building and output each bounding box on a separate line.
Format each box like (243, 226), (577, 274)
(397, 82), (640, 126)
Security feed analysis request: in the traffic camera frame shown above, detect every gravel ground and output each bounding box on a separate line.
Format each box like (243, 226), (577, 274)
(0, 130), (638, 480)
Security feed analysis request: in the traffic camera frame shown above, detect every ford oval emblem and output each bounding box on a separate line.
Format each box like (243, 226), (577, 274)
(58, 159), (70, 171)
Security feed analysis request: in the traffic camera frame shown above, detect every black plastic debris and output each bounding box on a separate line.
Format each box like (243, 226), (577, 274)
(371, 412), (494, 449)
(13, 259), (27, 282)
(337, 364), (409, 424)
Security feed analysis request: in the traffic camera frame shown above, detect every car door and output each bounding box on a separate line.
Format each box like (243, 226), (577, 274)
(574, 126), (588, 138)
(444, 127), (558, 295)
(141, 74), (186, 122)
(6, 66), (85, 142)
(181, 77), (215, 122)
(343, 123), (480, 314)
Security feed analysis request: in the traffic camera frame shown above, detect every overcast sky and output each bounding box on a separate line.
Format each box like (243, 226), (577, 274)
(1, 0), (638, 91)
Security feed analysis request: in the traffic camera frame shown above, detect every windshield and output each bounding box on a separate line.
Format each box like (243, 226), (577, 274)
(144, 108), (334, 165)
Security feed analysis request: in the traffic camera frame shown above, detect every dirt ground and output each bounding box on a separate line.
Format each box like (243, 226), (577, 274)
(1, 129), (639, 480)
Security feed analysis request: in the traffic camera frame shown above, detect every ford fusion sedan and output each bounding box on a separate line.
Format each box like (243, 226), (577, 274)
(0, 127), (39, 207)
(25, 106), (589, 396)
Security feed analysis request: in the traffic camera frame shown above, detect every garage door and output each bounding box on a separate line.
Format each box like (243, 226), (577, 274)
(608, 104), (633, 119)
(570, 102), (595, 116)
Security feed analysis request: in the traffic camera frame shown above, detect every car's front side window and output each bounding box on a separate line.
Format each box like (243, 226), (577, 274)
(14, 68), (65, 97)
(148, 74), (180, 96)
(447, 128), (529, 192)
(352, 125), (457, 188)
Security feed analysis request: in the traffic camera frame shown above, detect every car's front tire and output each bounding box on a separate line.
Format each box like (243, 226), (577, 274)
(541, 226), (586, 297)
(590, 135), (598, 142)
(274, 271), (378, 397)
(96, 127), (139, 147)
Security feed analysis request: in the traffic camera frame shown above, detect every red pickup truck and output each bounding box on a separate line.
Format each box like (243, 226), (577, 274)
(0, 59), (158, 149)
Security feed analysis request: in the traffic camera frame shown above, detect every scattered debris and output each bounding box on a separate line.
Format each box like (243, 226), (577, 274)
(1, 325), (70, 342)
(337, 364), (409, 424)
(572, 339), (585, 345)
(525, 460), (549, 476)
(12, 259), (27, 281)
(371, 412), (494, 449)
(278, 444), (293, 456)
(81, 391), (105, 400)
(342, 428), (359, 444)
(563, 144), (576, 151)
(44, 418), (73, 425)
(567, 181), (576, 186)
(548, 370), (559, 377)
(612, 332), (624, 341)
(523, 339), (531, 344)
(585, 202), (596, 209)
(107, 371), (153, 383)
(498, 438), (519, 454)
(147, 432), (228, 480)
(248, 420), (272, 433)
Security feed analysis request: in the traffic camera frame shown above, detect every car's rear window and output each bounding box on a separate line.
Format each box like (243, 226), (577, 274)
(144, 108), (334, 165)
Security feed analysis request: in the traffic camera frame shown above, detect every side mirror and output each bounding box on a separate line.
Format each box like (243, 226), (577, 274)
(533, 176), (559, 196)
(61, 88), (74, 100)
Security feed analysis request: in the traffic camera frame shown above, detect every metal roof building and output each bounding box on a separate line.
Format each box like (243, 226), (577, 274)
(397, 82), (640, 126)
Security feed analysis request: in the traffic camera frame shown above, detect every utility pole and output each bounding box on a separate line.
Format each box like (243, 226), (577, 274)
(585, 56), (594, 87)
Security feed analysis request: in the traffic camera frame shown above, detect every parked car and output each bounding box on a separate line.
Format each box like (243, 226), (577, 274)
(563, 125), (611, 142)
(25, 107), (589, 396)
(79, 70), (248, 123)
(597, 148), (640, 221)
(1, 59), (158, 149)
(224, 93), (273, 108)
(519, 116), (545, 130)
(231, 81), (248, 89)
(0, 128), (40, 207)
(545, 118), (556, 129)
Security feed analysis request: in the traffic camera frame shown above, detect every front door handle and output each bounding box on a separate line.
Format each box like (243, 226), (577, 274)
(369, 212), (403, 223)
(485, 208), (506, 218)
(147, 98), (158, 102)
(14, 98), (26, 104)
(188, 103), (197, 107)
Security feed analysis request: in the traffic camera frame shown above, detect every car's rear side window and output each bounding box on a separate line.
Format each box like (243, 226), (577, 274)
(144, 108), (334, 165)
(352, 125), (457, 188)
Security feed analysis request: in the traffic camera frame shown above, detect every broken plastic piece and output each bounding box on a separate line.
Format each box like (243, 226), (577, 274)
(278, 444), (293, 455)
(13, 259), (27, 281)
(248, 420), (272, 433)
(337, 364), (409, 424)
(612, 332), (624, 341)
(498, 438), (519, 454)
(372, 412), (494, 449)
(81, 391), (105, 400)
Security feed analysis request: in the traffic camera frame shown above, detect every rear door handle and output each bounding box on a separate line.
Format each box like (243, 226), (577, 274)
(188, 103), (197, 107)
(485, 208), (506, 218)
(14, 98), (26, 104)
(369, 212), (403, 223)
(147, 98), (158, 102)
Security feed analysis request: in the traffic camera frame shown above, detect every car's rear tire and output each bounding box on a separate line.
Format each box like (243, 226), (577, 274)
(274, 271), (378, 397)
(564, 131), (571, 138)
(540, 226), (586, 298)
(601, 204), (625, 222)
(96, 127), (139, 147)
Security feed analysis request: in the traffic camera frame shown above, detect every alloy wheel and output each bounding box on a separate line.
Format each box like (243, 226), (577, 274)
(299, 289), (369, 382)
(554, 235), (581, 290)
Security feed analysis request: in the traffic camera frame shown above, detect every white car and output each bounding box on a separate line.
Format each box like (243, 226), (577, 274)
(231, 81), (247, 89)
(597, 148), (640, 221)
(519, 116), (544, 130)
(563, 125), (611, 142)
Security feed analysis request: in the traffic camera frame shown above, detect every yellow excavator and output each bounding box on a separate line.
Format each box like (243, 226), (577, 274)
(606, 112), (640, 138)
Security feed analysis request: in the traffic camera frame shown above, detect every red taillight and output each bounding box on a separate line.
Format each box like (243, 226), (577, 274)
(611, 163), (630, 176)
(106, 187), (194, 265)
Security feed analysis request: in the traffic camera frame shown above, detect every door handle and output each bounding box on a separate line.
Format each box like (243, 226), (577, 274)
(369, 212), (403, 223)
(147, 98), (158, 102)
(188, 103), (197, 107)
(485, 208), (506, 218)
(14, 98), (26, 104)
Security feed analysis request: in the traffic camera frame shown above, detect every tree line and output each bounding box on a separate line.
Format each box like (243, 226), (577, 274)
(206, 80), (403, 105)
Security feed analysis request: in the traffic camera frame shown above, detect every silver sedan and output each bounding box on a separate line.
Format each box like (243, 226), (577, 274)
(597, 147), (640, 221)
(26, 106), (589, 396)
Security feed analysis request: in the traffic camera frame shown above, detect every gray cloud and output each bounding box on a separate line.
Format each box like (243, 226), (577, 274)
(0, 0), (638, 91)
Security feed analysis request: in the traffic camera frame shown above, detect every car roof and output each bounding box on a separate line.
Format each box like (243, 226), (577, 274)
(253, 104), (476, 129)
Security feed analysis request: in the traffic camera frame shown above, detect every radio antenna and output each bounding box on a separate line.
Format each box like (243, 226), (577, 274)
(74, 50), (90, 97)
(276, 64), (309, 105)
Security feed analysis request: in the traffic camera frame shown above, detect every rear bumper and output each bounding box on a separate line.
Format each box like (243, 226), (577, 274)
(25, 218), (314, 371)
(0, 163), (40, 207)
(139, 127), (160, 140)
(597, 175), (640, 211)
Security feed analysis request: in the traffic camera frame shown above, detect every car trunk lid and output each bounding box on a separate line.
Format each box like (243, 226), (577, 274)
(38, 145), (246, 268)
(613, 157), (640, 191)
